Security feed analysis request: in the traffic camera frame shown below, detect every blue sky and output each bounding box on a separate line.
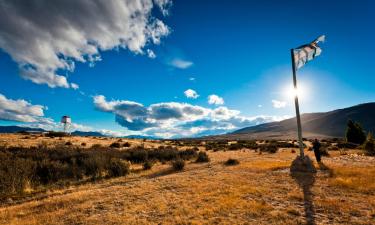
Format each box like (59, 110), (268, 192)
(0, 0), (374, 138)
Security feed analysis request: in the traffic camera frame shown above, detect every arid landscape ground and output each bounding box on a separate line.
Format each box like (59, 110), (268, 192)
(0, 133), (374, 225)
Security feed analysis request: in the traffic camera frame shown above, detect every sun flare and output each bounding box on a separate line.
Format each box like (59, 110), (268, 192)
(284, 83), (308, 100)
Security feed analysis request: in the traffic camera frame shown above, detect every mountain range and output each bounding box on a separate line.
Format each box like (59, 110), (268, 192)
(212, 102), (375, 140)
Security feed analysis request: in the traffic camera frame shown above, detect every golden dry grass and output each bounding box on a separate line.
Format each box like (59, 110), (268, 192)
(0, 134), (374, 224)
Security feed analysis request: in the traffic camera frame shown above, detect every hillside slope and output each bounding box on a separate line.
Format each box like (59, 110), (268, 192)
(225, 102), (375, 140)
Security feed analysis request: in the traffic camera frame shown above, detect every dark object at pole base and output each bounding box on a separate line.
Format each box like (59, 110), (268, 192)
(290, 156), (317, 173)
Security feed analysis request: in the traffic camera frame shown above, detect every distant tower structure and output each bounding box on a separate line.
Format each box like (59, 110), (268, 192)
(61, 116), (72, 134)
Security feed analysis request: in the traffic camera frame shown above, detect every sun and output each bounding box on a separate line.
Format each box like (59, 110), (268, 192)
(284, 83), (308, 100)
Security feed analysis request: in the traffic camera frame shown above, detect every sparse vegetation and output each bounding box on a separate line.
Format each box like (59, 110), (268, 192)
(0, 134), (374, 224)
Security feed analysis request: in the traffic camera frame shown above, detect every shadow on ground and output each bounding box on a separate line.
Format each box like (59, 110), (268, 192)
(290, 156), (317, 225)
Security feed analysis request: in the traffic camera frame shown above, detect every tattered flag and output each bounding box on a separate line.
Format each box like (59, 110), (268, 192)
(293, 35), (325, 69)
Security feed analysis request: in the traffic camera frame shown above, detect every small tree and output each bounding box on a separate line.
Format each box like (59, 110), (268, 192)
(363, 133), (375, 156)
(345, 120), (366, 144)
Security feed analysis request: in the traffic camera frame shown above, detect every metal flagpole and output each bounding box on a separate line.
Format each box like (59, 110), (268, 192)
(291, 49), (304, 158)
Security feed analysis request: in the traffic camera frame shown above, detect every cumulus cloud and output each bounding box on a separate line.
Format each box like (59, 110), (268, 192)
(208, 94), (224, 105)
(0, 0), (171, 88)
(272, 100), (287, 108)
(184, 89), (199, 99)
(169, 58), (193, 69)
(189, 77), (196, 81)
(0, 93), (46, 122)
(93, 94), (288, 138)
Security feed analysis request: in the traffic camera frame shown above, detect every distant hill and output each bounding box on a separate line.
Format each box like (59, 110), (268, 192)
(0, 126), (106, 137)
(0, 126), (159, 139)
(215, 102), (375, 140)
(71, 130), (106, 137)
(0, 126), (45, 133)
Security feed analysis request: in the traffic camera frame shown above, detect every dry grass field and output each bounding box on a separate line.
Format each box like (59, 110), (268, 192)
(0, 134), (374, 225)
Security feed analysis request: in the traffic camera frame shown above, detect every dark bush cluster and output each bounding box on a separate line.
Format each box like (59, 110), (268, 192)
(109, 142), (121, 148)
(196, 151), (210, 163)
(363, 133), (375, 156)
(224, 158), (240, 166)
(346, 120), (366, 144)
(205, 141), (228, 151)
(0, 147), (131, 198)
(44, 131), (69, 138)
(336, 142), (359, 149)
(172, 159), (185, 171)
(259, 144), (278, 153)
(143, 161), (154, 170)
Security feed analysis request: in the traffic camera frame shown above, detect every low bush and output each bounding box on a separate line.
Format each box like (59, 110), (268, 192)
(260, 144), (278, 153)
(337, 142), (359, 149)
(65, 141), (72, 146)
(45, 131), (69, 138)
(196, 151), (210, 163)
(143, 161), (154, 170)
(363, 133), (375, 156)
(107, 159), (130, 177)
(123, 142), (131, 147)
(172, 159), (185, 171)
(109, 142), (121, 148)
(225, 158), (239, 166)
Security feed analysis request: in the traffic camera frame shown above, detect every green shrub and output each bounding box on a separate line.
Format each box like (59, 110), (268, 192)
(363, 133), (375, 156)
(143, 161), (154, 170)
(346, 120), (366, 144)
(225, 158), (239, 166)
(196, 151), (210, 163)
(172, 159), (185, 171)
(107, 159), (130, 177)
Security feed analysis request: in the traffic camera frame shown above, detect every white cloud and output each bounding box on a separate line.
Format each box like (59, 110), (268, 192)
(0, 0), (171, 88)
(272, 100), (287, 108)
(258, 104), (262, 108)
(93, 94), (288, 138)
(0, 93), (45, 122)
(184, 89), (199, 99)
(169, 59), (193, 69)
(147, 49), (156, 59)
(208, 94), (224, 105)
(154, 0), (173, 16)
(71, 83), (79, 90)
(189, 77), (196, 81)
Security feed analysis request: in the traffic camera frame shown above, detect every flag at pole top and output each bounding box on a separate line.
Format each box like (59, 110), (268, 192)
(293, 35), (325, 69)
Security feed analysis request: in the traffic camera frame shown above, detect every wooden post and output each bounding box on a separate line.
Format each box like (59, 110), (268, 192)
(291, 49), (304, 157)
